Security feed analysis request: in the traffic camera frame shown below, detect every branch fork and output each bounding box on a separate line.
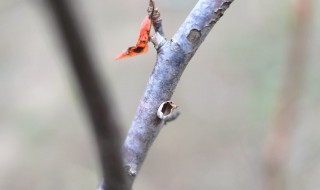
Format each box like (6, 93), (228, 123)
(122, 1), (234, 189)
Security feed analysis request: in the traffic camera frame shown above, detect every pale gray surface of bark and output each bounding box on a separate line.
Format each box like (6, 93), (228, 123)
(122, 0), (234, 187)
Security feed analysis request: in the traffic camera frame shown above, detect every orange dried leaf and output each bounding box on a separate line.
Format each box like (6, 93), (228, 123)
(115, 14), (153, 60)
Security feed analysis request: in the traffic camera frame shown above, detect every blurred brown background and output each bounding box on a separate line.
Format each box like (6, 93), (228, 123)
(0, 0), (319, 189)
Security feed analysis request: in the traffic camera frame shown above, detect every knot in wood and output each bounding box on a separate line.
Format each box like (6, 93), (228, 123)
(187, 29), (201, 45)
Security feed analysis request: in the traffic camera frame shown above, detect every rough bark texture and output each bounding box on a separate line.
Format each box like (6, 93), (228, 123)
(122, 0), (234, 187)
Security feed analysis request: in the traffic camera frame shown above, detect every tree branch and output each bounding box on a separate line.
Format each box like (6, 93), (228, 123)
(46, 1), (128, 190)
(264, 0), (312, 189)
(122, 0), (234, 187)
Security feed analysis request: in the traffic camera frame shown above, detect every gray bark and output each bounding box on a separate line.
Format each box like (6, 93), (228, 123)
(122, 0), (234, 187)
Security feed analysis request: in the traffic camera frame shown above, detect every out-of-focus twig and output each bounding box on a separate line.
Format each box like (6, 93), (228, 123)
(46, 1), (128, 190)
(122, 0), (234, 188)
(264, 1), (312, 190)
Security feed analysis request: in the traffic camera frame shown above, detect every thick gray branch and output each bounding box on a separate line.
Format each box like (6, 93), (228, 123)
(122, 0), (234, 187)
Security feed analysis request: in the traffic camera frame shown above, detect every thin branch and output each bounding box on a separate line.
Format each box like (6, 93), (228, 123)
(122, 0), (234, 187)
(152, 8), (165, 37)
(264, 0), (312, 189)
(46, 1), (128, 190)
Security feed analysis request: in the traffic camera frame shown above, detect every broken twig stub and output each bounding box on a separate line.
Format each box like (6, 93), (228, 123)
(157, 101), (180, 122)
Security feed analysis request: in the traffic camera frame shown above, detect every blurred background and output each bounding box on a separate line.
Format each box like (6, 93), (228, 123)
(0, 0), (319, 189)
